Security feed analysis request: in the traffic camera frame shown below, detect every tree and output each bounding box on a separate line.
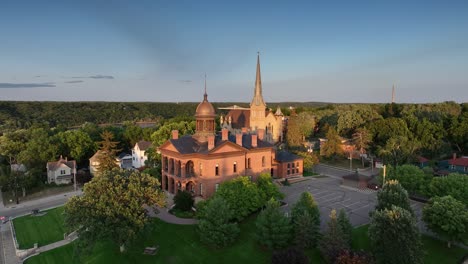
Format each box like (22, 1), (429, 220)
(321, 127), (343, 158)
(375, 180), (413, 215)
(123, 122), (143, 147)
(64, 169), (165, 253)
(256, 173), (284, 205)
(255, 198), (291, 249)
(337, 209), (353, 247)
(215, 176), (262, 221)
(173, 190), (194, 211)
(422, 196), (468, 248)
(368, 206), (423, 264)
(378, 136), (419, 168)
(95, 131), (121, 173)
(427, 174), (468, 206)
(272, 247), (309, 264)
(56, 130), (96, 163)
(296, 151), (319, 172)
(291, 192), (320, 248)
(319, 209), (349, 263)
(197, 197), (239, 248)
(286, 114), (303, 147)
(18, 127), (57, 168)
(384, 165), (425, 195)
(352, 128), (372, 166)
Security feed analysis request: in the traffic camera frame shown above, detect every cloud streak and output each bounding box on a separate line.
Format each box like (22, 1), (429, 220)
(72, 75), (114, 79)
(0, 82), (56, 88)
(65, 80), (84, 83)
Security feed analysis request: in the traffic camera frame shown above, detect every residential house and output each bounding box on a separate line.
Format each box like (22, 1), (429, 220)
(46, 156), (76, 184)
(132, 140), (152, 169)
(118, 153), (133, 170)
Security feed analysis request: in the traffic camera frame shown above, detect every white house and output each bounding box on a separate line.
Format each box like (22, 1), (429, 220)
(89, 150), (121, 175)
(132, 140), (152, 168)
(46, 156), (76, 185)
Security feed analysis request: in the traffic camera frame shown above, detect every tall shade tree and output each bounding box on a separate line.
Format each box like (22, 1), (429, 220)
(215, 176), (262, 221)
(123, 122), (143, 147)
(255, 198), (291, 249)
(352, 128), (372, 166)
(384, 165), (426, 195)
(375, 180), (413, 215)
(64, 169), (165, 253)
(296, 151), (320, 172)
(369, 206), (423, 264)
(378, 136), (420, 168)
(95, 131), (121, 173)
(197, 197), (239, 248)
(319, 209), (349, 263)
(256, 173), (284, 204)
(428, 173), (468, 206)
(321, 127), (343, 158)
(423, 196), (468, 248)
(56, 130), (96, 163)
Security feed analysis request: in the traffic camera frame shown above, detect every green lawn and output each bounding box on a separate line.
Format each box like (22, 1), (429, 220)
(24, 215), (468, 264)
(26, 216), (270, 264)
(352, 225), (468, 264)
(13, 207), (66, 249)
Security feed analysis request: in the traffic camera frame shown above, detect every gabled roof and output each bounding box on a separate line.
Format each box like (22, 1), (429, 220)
(47, 157), (76, 171)
(136, 140), (152, 151)
(448, 157), (468, 167)
(275, 151), (303, 162)
(417, 156), (429, 163)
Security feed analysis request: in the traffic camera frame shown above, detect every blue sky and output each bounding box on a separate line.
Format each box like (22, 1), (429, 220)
(1, 0), (467, 103)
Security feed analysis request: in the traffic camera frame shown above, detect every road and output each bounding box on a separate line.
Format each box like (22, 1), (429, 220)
(0, 190), (82, 218)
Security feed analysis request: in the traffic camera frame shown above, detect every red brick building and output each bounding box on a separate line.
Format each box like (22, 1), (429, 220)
(159, 58), (303, 198)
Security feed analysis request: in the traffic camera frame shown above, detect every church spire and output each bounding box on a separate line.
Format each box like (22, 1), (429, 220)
(203, 73), (208, 101)
(251, 52), (266, 107)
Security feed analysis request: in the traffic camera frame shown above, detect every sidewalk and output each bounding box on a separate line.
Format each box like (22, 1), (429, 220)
(147, 206), (197, 225)
(0, 223), (20, 264)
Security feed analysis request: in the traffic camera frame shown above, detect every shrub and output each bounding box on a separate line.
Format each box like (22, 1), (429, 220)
(375, 180), (413, 215)
(173, 190), (194, 211)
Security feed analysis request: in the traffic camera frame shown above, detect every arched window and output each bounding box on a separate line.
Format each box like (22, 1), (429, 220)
(186, 160), (194, 177)
(247, 158), (251, 169)
(199, 162), (203, 176)
(233, 162), (237, 173)
(262, 156), (265, 167)
(215, 163), (219, 176)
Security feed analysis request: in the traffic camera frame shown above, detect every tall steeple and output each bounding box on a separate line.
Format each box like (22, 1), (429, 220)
(391, 84), (395, 103)
(251, 52), (266, 107)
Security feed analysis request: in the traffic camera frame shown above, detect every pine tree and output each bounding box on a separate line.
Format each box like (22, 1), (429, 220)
(337, 209), (353, 247)
(96, 131), (121, 174)
(291, 192), (321, 248)
(319, 209), (349, 263)
(256, 198), (291, 249)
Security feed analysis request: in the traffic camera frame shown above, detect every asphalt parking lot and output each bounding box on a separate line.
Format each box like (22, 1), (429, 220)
(280, 176), (424, 229)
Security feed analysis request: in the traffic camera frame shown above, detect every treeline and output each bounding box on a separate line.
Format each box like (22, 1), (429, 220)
(0, 101), (328, 133)
(287, 101), (468, 160)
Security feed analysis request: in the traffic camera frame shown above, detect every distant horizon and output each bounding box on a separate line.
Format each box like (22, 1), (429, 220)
(1, 1), (467, 102)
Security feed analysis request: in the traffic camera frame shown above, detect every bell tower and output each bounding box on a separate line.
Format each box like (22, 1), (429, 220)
(249, 53), (267, 132)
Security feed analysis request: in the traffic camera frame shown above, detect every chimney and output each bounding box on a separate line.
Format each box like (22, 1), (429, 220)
(251, 134), (257, 148)
(236, 133), (243, 147)
(257, 129), (265, 140)
(208, 135), (215, 150)
(241, 127), (248, 134)
(172, 130), (179, 139)
(222, 128), (229, 141)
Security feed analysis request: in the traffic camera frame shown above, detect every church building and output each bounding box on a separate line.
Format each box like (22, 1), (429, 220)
(220, 54), (284, 143)
(159, 55), (302, 198)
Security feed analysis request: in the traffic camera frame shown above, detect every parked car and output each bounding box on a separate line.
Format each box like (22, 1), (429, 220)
(367, 182), (380, 190)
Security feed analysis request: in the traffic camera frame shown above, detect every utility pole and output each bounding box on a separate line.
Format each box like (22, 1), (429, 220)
(383, 165), (387, 184)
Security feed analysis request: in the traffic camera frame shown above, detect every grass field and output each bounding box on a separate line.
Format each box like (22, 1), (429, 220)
(352, 225), (468, 264)
(24, 213), (468, 264)
(13, 207), (66, 249)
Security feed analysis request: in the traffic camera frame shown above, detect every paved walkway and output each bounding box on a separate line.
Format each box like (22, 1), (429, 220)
(147, 206), (197, 225)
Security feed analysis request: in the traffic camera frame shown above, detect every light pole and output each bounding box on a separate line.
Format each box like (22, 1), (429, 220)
(349, 151), (352, 171)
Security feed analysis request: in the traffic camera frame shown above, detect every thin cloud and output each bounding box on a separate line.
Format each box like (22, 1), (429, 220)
(72, 75), (114, 80)
(65, 80), (84, 83)
(179, 80), (192, 83)
(0, 82), (56, 88)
